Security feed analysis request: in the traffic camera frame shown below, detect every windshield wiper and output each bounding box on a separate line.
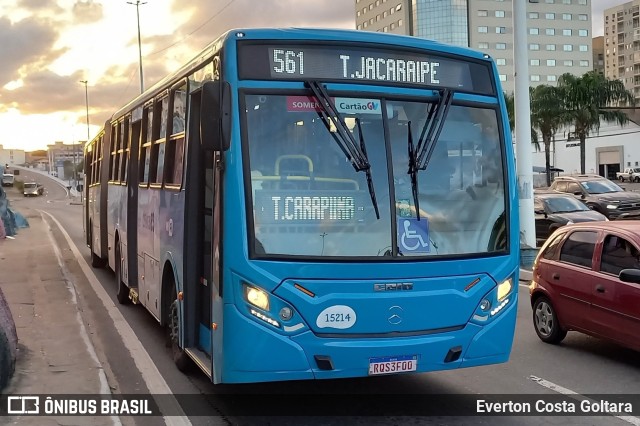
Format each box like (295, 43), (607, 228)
(406, 89), (454, 220)
(305, 80), (380, 219)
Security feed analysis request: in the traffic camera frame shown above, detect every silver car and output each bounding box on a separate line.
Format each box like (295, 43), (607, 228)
(23, 182), (43, 197)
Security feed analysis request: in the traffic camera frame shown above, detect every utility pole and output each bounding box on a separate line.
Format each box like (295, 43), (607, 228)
(127, 0), (147, 93)
(80, 80), (90, 203)
(513, 1), (535, 251)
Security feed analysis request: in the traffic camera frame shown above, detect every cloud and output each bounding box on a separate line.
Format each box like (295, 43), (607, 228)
(16, 0), (64, 14)
(0, 16), (60, 86)
(167, 0), (354, 54)
(0, 69), (88, 114)
(72, 0), (104, 24)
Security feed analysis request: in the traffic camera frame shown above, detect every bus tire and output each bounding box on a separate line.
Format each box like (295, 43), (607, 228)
(169, 284), (191, 372)
(115, 244), (130, 305)
(89, 227), (103, 268)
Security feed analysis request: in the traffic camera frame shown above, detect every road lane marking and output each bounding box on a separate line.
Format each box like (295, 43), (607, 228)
(43, 212), (121, 426)
(41, 210), (192, 426)
(530, 375), (640, 425)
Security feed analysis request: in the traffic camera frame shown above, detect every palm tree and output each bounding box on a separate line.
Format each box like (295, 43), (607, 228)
(557, 71), (635, 174)
(503, 91), (541, 152)
(504, 91), (515, 133)
(530, 85), (565, 186)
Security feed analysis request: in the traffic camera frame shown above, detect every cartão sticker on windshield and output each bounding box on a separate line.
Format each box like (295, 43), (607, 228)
(334, 98), (382, 115)
(316, 305), (357, 329)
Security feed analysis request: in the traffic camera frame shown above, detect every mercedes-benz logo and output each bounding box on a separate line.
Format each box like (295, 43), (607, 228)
(388, 305), (403, 325)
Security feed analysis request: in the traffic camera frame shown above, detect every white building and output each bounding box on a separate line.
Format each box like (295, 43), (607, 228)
(0, 145), (26, 167)
(530, 120), (640, 185)
(354, 0), (592, 94)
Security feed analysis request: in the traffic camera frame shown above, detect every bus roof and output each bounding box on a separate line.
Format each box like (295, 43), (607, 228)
(111, 27), (494, 122)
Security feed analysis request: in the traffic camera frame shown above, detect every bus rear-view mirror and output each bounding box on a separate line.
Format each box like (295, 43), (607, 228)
(200, 80), (231, 152)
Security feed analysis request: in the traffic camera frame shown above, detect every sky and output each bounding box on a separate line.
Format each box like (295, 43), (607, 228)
(0, 0), (624, 152)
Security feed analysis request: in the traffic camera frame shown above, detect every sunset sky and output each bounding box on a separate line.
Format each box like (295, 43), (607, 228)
(0, 0), (623, 152)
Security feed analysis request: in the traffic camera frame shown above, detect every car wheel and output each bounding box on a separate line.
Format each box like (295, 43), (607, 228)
(533, 296), (567, 344)
(635, 177), (640, 183)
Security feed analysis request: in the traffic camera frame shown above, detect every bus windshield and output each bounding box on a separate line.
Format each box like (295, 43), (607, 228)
(245, 94), (506, 258)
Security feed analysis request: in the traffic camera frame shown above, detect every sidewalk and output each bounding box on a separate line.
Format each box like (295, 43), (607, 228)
(0, 208), (114, 425)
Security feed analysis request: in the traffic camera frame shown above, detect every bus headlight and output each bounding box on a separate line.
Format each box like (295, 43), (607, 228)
(471, 277), (514, 324)
(244, 284), (270, 310)
(497, 278), (512, 302)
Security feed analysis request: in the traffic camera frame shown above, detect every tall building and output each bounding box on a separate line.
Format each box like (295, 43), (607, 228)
(355, 0), (592, 94)
(603, 1), (640, 103)
(592, 36), (605, 74)
(355, 0), (411, 36)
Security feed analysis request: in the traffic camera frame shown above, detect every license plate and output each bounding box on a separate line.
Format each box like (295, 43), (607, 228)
(368, 355), (417, 375)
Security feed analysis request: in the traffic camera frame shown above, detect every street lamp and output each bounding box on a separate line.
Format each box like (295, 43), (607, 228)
(127, 0), (147, 94)
(79, 80), (90, 203)
(80, 80), (90, 143)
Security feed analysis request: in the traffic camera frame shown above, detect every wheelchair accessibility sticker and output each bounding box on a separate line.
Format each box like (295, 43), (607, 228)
(398, 218), (430, 253)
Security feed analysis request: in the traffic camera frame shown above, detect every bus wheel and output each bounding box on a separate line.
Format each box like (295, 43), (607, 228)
(89, 228), (103, 268)
(169, 286), (191, 372)
(115, 245), (130, 305)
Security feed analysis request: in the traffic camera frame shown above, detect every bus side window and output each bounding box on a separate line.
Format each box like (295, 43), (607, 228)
(139, 105), (153, 185)
(165, 85), (187, 187)
(120, 118), (130, 182)
(154, 96), (169, 185)
(110, 123), (119, 182)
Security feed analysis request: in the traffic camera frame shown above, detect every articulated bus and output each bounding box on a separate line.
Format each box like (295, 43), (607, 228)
(84, 28), (518, 384)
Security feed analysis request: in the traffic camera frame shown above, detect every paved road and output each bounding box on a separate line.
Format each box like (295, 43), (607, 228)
(5, 175), (640, 425)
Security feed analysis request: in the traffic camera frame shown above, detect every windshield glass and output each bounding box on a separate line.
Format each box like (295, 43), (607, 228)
(244, 94), (507, 258)
(543, 196), (589, 213)
(24, 183), (37, 188)
(581, 180), (622, 194)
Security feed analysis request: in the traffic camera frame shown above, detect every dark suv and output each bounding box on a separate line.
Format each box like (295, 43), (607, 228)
(549, 175), (640, 220)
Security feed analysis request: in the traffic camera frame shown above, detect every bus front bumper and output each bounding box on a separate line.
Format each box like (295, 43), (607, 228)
(221, 301), (516, 384)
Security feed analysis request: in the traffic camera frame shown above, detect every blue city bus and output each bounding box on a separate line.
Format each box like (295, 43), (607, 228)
(83, 28), (518, 384)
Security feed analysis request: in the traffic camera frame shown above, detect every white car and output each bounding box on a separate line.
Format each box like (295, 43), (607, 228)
(23, 182), (43, 197)
(1, 173), (14, 187)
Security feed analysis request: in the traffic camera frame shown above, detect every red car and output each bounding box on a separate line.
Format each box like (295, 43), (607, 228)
(529, 221), (640, 351)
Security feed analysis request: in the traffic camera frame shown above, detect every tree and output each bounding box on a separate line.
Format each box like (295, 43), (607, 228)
(503, 91), (540, 152)
(63, 160), (74, 180)
(530, 85), (565, 186)
(557, 71), (635, 174)
(75, 160), (84, 175)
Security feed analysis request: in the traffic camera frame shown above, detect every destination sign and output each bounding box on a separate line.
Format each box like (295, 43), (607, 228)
(254, 190), (368, 225)
(238, 43), (495, 95)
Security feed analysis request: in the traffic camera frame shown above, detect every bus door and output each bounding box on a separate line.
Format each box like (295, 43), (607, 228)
(184, 87), (222, 380)
(126, 117), (141, 288)
(197, 149), (214, 357)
